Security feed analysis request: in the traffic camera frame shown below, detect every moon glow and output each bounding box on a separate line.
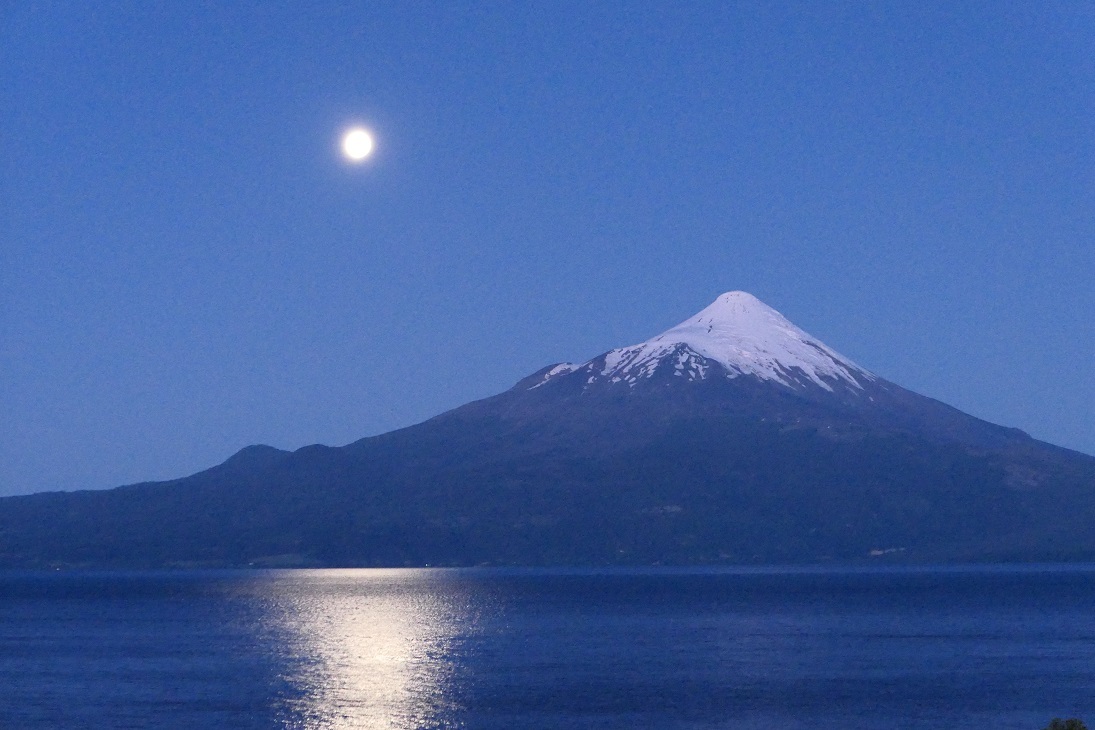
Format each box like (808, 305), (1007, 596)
(342, 128), (374, 161)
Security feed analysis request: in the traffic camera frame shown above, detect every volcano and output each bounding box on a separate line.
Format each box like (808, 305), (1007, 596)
(3, 292), (1093, 567)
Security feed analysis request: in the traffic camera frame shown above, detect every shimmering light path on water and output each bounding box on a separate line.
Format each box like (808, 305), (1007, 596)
(1, 566), (1093, 729)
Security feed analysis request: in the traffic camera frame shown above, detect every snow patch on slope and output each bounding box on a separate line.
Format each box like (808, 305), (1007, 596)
(528, 362), (578, 388)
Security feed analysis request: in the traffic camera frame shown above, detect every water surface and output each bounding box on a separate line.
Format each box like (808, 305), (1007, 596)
(1, 566), (1093, 728)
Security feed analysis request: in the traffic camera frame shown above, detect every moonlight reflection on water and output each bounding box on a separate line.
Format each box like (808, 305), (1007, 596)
(263, 570), (476, 729)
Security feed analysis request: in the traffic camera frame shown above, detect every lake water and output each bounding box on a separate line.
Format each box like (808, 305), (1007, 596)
(1, 566), (1093, 729)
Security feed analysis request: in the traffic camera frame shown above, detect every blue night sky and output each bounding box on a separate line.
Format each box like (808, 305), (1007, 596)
(2, 2), (1094, 496)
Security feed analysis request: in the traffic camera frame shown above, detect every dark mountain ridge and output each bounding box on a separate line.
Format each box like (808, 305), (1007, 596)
(2, 292), (1093, 567)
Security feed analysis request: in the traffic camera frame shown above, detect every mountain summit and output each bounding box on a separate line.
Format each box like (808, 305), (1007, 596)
(2, 292), (1094, 568)
(534, 291), (872, 392)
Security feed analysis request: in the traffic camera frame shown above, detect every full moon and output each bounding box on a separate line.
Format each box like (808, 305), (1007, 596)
(342, 128), (374, 161)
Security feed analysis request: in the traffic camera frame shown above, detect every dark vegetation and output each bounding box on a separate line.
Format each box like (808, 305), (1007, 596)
(1044, 720), (1088, 730)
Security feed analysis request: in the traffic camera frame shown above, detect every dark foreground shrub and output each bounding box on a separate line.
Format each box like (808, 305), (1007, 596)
(1044, 719), (1087, 730)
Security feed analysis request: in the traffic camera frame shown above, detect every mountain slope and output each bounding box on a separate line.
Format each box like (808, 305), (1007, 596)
(1, 292), (1093, 567)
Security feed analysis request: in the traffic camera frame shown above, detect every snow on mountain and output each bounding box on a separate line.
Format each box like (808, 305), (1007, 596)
(537, 291), (874, 392)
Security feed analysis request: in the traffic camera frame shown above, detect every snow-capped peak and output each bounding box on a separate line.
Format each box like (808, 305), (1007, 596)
(537, 291), (873, 392)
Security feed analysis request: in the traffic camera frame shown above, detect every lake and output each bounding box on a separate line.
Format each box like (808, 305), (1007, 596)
(1, 566), (1092, 728)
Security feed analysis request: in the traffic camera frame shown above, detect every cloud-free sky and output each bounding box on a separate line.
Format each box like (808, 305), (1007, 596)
(2, 2), (1093, 496)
